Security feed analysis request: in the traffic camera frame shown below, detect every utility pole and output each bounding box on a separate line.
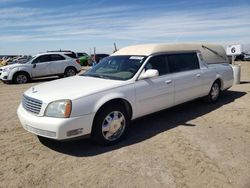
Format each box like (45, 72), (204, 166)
(114, 43), (118, 53)
(93, 47), (96, 62)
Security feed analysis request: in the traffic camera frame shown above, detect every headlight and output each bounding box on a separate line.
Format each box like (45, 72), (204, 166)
(45, 100), (72, 118)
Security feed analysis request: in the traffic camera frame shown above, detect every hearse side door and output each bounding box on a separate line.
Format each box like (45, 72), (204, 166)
(167, 52), (203, 105)
(134, 54), (174, 117)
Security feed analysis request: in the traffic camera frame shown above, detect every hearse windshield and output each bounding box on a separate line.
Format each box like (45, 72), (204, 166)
(83, 55), (146, 80)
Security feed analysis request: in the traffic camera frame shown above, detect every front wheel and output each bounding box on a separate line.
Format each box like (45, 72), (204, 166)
(92, 104), (130, 145)
(13, 73), (29, 84)
(205, 81), (220, 103)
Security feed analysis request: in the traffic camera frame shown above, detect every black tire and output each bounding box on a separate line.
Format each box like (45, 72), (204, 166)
(64, 67), (77, 77)
(205, 81), (220, 103)
(92, 103), (130, 146)
(13, 72), (29, 84)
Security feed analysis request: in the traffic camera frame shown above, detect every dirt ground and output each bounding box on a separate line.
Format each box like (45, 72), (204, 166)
(0, 62), (250, 188)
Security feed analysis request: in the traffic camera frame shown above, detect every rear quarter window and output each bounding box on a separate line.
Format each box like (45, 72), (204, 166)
(65, 53), (77, 59)
(51, 54), (65, 61)
(168, 53), (200, 73)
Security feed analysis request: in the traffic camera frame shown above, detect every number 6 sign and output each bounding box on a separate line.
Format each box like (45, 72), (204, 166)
(226, 45), (242, 56)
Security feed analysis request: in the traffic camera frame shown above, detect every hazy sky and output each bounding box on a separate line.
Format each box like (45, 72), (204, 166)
(0, 0), (249, 55)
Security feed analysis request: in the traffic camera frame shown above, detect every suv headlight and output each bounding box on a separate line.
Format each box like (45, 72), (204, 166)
(45, 100), (72, 118)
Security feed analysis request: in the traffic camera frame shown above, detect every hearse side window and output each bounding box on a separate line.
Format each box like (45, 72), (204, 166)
(167, 53), (199, 73)
(145, 55), (170, 76)
(51, 54), (65, 61)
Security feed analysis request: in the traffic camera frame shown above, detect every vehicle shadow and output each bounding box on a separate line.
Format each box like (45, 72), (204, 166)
(39, 90), (246, 157)
(240, 81), (250, 84)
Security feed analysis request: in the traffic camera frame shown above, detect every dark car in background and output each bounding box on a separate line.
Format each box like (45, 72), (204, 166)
(235, 53), (250, 61)
(76, 52), (88, 58)
(88, 54), (109, 66)
(235, 54), (245, 61)
(243, 54), (250, 61)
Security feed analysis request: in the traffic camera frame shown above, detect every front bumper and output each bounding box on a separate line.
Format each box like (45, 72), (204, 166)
(0, 71), (10, 81)
(17, 104), (95, 140)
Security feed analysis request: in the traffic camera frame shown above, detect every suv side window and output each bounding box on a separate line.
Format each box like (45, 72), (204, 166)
(51, 54), (65, 61)
(33, 55), (51, 64)
(167, 53), (199, 73)
(145, 55), (169, 76)
(65, 53), (77, 59)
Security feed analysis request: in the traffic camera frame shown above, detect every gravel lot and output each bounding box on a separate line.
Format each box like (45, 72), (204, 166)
(0, 62), (250, 188)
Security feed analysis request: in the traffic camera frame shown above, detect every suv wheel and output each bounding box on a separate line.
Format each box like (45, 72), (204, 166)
(64, 67), (76, 77)
(92, 104), (130, 145)
(13, 73), (29, 84)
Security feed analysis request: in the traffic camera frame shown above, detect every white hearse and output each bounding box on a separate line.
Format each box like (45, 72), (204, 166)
(17, 44), (233, 145)
(0, 52), (81, 84)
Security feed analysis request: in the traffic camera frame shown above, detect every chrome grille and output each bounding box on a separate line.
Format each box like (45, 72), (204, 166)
(22, 95), (42, 114)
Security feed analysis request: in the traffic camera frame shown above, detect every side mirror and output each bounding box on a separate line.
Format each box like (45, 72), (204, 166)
(33, 63), (36, 68)
(139, 69), (159, 80)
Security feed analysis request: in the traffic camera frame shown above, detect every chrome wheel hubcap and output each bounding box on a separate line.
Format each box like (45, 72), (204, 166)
(16, 75), (27, 84)
(102, 111), (126, 141)
(211, 83), (219, 100)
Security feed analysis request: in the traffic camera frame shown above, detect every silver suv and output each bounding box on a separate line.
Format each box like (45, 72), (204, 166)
(0, 52), (82, 84)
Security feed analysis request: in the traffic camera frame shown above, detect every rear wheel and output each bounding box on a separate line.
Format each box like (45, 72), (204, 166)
(92, 104), (130, 145)
(205, 81), (220, 103)
(13, 72), (29, 84)
(64, 67), (76, 77)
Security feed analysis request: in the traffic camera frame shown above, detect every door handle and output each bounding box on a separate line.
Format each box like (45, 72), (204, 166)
(165, 80), (172, 84)
(196, 74), (201, 77)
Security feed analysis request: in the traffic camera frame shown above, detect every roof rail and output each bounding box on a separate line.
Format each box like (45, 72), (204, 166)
(47, 50), (75, 53)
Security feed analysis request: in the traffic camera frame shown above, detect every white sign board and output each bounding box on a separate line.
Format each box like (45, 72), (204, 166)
(226, 44), (242, 56)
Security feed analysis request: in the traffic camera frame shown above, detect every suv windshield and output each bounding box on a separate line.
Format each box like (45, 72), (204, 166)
(25, 56), (37, 64)
(83, 55), (146, 80)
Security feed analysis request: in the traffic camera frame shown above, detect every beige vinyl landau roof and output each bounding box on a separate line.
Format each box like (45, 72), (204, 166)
(113, 43), (229, 64)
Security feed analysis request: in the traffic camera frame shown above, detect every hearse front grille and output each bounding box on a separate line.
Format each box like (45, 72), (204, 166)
(22, 95), (42, 115)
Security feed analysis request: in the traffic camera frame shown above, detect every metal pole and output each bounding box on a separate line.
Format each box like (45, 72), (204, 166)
(114, 43), (117, 53)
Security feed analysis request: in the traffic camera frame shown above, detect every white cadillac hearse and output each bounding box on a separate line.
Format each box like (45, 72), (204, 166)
(17, 44), (233, 145)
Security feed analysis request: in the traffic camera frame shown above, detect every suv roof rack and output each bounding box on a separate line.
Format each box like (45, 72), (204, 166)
(46, 50), (77, 58)
(47, 50), (75, 53)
